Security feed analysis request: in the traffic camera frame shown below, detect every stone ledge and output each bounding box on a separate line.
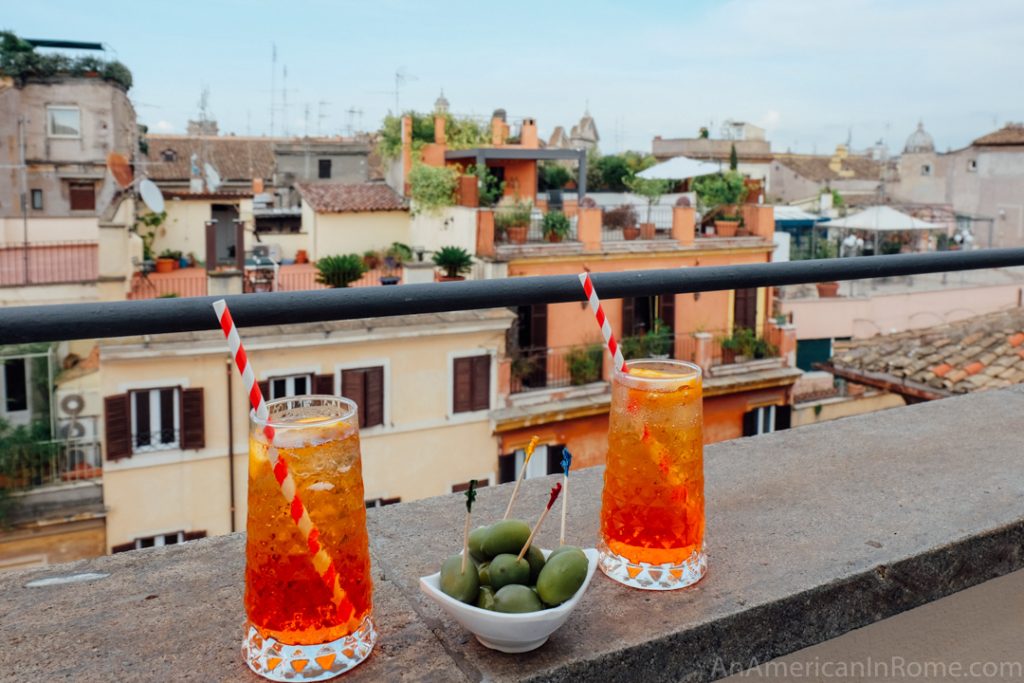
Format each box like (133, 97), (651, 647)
(3, 388), (1024, 681)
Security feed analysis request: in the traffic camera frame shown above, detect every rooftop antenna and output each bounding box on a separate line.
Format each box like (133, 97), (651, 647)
(304, 103), (310, 137)
(269, 43), (276, 137)
(345, 107), (364, 136)
(394, 67), (417, 114)
(317, 100), (330, 136)
(282, 65), (289, 137)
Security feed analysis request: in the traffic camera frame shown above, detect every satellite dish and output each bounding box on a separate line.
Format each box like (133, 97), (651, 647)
(204, 163), (222, 192)
(139, 178), (165, 214)
(106, 152), (133, 188)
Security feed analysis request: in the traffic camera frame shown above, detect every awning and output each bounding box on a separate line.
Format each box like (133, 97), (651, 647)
(826, 206), (942, 231)
(637, 156), (722, 180)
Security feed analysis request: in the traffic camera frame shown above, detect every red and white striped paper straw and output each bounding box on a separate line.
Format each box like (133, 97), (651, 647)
(578, 272), (628, 374)
(212, 299), (356, 626)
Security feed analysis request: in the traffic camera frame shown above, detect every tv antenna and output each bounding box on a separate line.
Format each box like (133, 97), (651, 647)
(269, 43), (276, 137)
(317, 100), (330, 136)
(372, 68), (418, 113)
(345, 107), (364, 136)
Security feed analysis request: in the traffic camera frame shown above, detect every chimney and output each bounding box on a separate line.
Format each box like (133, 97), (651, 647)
(491, 117), (508, 146)
(434, 115), (447, 146)
(521, 118), (538, 148)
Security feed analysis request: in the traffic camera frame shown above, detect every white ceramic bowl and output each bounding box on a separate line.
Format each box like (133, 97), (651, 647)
(419, 548), (598, 653)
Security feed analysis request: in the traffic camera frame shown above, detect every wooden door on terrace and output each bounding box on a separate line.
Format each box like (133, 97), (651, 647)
(516, 304), (547, 389)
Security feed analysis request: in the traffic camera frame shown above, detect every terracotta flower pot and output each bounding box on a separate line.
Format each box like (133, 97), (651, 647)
(640, 222), (656, 240)
(545, 232), (563, 243)
(816, 281), (840, 298)
(155, 258), (175, 273)
(295, 249), (309, 264)
(715, 220), (739, 237)
(722, 348), (737, 365)
(437, 274), (465, 282)
(507, 226), (528, 244)
(623, 226), (640, 240)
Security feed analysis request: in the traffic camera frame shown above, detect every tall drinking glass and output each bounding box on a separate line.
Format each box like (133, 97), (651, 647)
(242, 396), (376, 680)
(599, 359), (707, 590)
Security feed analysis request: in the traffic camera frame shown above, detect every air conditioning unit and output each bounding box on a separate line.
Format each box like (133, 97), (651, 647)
(54, 390), (99, 442)
(252, 244), (283, 262)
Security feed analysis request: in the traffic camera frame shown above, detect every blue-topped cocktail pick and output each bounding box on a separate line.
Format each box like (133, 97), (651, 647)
(560, 448), (573, 546)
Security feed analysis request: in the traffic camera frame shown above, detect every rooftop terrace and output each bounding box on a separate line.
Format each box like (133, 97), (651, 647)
(3, 387), (1022, 681)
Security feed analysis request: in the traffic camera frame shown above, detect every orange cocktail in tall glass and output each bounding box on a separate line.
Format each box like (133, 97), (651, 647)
(242, 396), (375, 681)
(599, 359), (707, 590)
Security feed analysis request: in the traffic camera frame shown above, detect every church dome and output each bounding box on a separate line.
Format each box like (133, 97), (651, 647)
(903, 121), (935, 153)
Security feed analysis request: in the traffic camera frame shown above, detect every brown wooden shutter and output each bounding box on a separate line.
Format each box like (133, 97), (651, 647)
(547, 443), (566, 475)
(452, 358), (473, 413)
(104, 394), (131, 460)
(659, 293), (675, 335)
(258, 380), (270, 401)
(69, 182), (95, 211)
(183, 530), (207, 541)
(742, 410), (759, 437)
(364, 367), (384, 427)
(314, 373), (335, 395)
(342, 369), (367, 427)
(110, 541), (136, 554)
(775, 405), (792, 431)
(452, 479), (489, 493)
(180, 388), (205, 449)
(529, 304), (548, 348)
(621, 297), (636, 337)
(734, 288), (757, 331)
(470, 356), (490, 411)
(498, 453), (516, 484)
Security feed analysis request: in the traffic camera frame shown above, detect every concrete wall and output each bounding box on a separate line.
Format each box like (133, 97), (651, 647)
(0, 216), (99, 243)
(310, 210), (410, 260)
(782, 283), (1024, 340)
(0, 518), (105, 569)
(97, 317), (510, 550)
(0, 78), (136, 220)
(273, 141), (370, 186)
(155, 197), (253, 262)
(410, 206), (477, 256)
(793, 391), (906, 428)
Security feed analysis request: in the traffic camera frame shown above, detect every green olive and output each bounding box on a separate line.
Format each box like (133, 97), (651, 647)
(524, 545), (546, 583)
(480, 519), (530, 558)
(547, 544), (584, 562)
(439, 554), (479, 604)
(536, 548), (588, 606)
(468, 525), (490, 562)
(475, 585), (496, 610)
(493, 584), (543, 613)
(477, 561), (491, 586)
(488, 553), (530, 590)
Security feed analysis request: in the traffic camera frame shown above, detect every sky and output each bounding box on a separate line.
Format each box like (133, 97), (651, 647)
(7, 0), (1024, 155)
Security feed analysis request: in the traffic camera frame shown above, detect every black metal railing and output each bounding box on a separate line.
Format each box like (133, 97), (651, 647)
(0, 240), (99, 287)
(601, 205), (674, 243)
(494, 207), (579, 245)
(2, 249), (1024, 345)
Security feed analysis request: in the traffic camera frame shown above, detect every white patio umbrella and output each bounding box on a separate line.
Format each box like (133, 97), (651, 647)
(637, 156), (722, 180)
(826, 206), (941, 231)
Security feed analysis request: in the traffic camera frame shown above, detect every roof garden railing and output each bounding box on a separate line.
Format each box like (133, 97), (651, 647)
(2, 248), (1024, 345)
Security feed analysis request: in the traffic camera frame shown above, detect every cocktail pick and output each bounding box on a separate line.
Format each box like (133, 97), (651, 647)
(559, 448), (573, 546)
(461, 479), (478, 574)
(516, 482), (562, 561)
(502, 435), (539, 520)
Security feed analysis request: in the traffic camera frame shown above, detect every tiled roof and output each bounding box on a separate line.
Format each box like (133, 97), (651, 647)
(144, 135), (276, 182)
(972, 123), (1024, 147)
(296, 182), (407, 213)
(774, 154), (884, 181)
(831, 309), (1024, 395)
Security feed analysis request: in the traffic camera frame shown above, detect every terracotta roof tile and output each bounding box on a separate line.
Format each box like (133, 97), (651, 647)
(972, 123), (1024, 147)
(145, 135), (276, 182)
(296, 182), (408, 213)
(964, 361), (986, 376)
(931, 363), (952, 377)
(1009, 332), (1024, 347)
(774, 154), (885, 182)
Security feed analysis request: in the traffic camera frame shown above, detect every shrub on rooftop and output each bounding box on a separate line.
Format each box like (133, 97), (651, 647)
(315, 254), (367, 288)
(408, 163), (459, 215)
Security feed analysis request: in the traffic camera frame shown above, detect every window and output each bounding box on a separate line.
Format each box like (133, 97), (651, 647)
(130, 387), (180, 452)
(104, 387), (204, 460)
(340, 366), (384, 428)
(318, 159), (332, 179)
(452, 479), (489, 493)
(365, 497), (401, 508)
(268, 374), (312, 399)
(452, 355), (491, 414)
(967, 159), (978, 172)
(498, 443), (564, 484)
(921, 164), (932, 176)
(30, 189), (43, 210)
(3, 358), (28, 414)
(69, 182), (95, 211)
(111, 530), (206, 553)
(47, 106), (81, 138)
(161, 149), (177, 162)
(742, 405), (792, 437)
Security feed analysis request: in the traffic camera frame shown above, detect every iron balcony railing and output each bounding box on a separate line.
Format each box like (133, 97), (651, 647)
(0, 240), (99, 287)
(2, 249), (1024, 345)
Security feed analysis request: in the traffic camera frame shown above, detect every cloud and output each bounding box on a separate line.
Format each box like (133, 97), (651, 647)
(153, 120), (176, 132)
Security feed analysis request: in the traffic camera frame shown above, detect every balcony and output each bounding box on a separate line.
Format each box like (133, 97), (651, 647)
(0, 241), (98, 286)
(2, 387), (1022, 680)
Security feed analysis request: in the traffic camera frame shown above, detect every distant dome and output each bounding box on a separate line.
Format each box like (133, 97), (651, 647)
(434, 90), (449, 114)
(904, 121), (935, 153)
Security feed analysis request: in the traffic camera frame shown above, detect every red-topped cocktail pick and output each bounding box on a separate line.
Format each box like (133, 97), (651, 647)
(461, 479), (478, 574)
(559, 448), (572, 546)
(503, 435), (539, 520)
(516, 482), (562, 561)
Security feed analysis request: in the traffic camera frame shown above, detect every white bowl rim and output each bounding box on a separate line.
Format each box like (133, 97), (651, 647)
(419, 547), (598, 620)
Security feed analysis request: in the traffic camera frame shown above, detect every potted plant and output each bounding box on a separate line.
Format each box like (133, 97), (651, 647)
(433, 245), (473, 281)
(625, 177), (671, 240)
(813, 239), (840, 297)
(315, 254), (368, 288)
(542, 211), (571, 243)
(542, 163), (572, 206)
(604, 204), (639, 240)
(295, 249), (309, 264)
(510, 354), (538, 389)
(565, 344), (603, 385)
(495, 199), (532, 244)
(155, 249), (177, 273)
(363, 249), (382, 270)
(645, 319), (673, 358)
(692, 171), (748, 237)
